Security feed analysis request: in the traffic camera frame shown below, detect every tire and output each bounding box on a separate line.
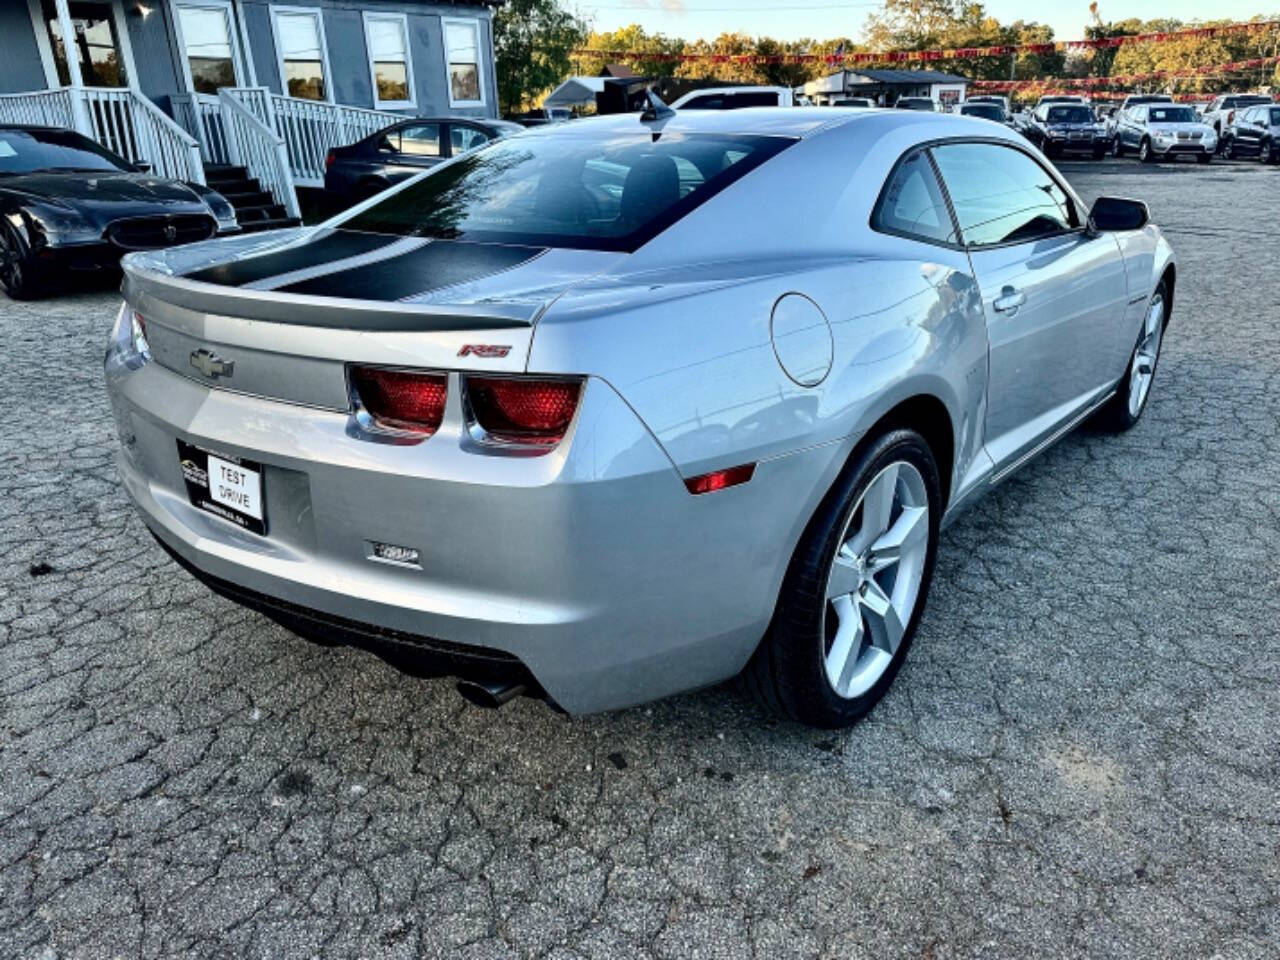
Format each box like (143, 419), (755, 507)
(1112, 138), (1125, 158)
(1094, 282), (1168, 433)
(0, 222), (41, 300)
(741, 429), (941, 728)
(1265, 140), (1279, 165)
(1221, 139), (1235, 161)
(1139, 138), (1156, 163)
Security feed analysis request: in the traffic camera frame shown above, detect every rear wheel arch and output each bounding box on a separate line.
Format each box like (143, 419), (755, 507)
(868, 395), (955, 509)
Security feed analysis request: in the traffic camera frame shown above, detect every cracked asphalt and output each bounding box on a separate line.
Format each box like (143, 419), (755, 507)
(3, 158), (1279, 959)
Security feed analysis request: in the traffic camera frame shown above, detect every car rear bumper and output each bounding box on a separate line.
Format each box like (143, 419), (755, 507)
(105, 345), (835, 714)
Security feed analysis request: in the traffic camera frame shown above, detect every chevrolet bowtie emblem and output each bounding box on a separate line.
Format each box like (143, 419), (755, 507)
(190, 348), (234, 379)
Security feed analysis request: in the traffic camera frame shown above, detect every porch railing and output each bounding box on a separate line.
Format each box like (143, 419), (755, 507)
(216, 89), (301, 220)
(223, 88), (401, 188)
(0, 87), (203, 184)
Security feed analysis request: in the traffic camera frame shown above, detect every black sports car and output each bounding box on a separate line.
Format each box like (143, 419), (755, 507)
(0, 125), (239, 299)
(322, 117), (524, 208)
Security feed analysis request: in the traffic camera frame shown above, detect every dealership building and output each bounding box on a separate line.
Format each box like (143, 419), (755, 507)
(801, 69), (970, 107)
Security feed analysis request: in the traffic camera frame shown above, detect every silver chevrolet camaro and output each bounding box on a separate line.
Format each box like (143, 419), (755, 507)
(105, 107), (1175, 727)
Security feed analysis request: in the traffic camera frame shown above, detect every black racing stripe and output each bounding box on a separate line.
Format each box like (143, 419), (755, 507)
(277, 240), (545, 301)
(183, 230), (396, 287)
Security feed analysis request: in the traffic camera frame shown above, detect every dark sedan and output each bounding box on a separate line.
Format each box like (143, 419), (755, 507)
(0, 125), (238, 299)
(322, 117), (524, 207)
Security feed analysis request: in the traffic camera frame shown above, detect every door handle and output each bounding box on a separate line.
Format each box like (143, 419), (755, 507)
(993, 287), (1027, 314)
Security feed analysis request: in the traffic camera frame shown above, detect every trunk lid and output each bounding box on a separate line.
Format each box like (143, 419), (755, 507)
(124, 228), (622, 409)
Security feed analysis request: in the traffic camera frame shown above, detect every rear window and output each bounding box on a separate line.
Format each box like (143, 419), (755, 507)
(960, 104), (1003, 121)
(1272, 108), (1280, 125)
(341, 132), (793, 252)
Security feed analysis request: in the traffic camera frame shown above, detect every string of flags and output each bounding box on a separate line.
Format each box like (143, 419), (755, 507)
(970, 55), (1280, 92)
(573, 18), (1280, 67)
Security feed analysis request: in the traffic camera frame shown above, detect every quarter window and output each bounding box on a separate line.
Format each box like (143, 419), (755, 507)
(930, 142), (1077, 247)
(450, 125), (490, 153)
(273, 8), (328, 101)
(443, 19), (482, 106)
(872, 149), (957, 246)
(364, 13), (413, 107)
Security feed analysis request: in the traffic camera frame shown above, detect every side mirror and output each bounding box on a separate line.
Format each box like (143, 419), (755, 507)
(132, 160), (152, 173)
(1088, 196), (1149, 233)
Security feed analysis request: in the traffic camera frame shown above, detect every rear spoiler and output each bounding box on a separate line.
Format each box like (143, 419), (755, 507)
(122, 265), (541, 332)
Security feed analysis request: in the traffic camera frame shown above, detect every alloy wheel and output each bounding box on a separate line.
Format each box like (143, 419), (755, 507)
(0, 229), (21, 294)
(1128, 293), (1165, 418)
(821, 461), (929, 699)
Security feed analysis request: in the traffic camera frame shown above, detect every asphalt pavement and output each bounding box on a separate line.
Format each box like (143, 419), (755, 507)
(2, 156), (1278, 959)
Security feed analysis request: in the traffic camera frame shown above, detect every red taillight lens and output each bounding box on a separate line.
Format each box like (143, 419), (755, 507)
(684, 463), (755, 495)
(325, 151), (335, 169)
(1227, 110), (1235, 124)
(350, 365), (447, 437)
(465, 376), (583, 446)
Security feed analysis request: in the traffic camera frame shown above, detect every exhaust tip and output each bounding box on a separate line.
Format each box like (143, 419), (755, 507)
(456, 679), (527, 709)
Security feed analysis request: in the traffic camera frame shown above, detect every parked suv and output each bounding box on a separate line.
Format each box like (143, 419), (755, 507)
(1222, 103), (1280, 162)
(1026, 103), (1110, 158)
(1201, 94), (1273, 142)
(1105, 94), (1172, 139)
(1112, 103), (1216, 163)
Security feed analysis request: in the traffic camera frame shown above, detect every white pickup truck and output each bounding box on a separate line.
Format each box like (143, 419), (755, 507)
(1201, 93), (1274, 142)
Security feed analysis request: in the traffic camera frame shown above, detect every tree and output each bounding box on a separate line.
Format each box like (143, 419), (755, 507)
(493, 0), (588, 115)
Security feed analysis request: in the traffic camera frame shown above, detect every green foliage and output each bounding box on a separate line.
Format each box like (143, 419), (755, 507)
(493, 0), (589, 115)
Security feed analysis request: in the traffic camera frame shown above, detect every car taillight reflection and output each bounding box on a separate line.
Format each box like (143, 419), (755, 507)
(349, 365), (447, 437)
(465, 376), (583, 447)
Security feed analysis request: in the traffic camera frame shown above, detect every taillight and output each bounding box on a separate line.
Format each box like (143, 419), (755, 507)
(1227, 110), (1236, 124)
(349, 365), (447, 437)
(324, 151), (335, 169)
(464, 376), (583, 447)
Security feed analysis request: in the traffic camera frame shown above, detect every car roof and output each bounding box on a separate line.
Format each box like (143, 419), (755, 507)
(509, 107), (1025, 147)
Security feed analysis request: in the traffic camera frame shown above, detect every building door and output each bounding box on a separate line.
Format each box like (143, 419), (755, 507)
(172, 0), (246, 95)
(39, 0), (129, 87)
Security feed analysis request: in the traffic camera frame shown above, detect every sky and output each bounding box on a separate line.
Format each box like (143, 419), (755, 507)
(576, 0), (1277, 46)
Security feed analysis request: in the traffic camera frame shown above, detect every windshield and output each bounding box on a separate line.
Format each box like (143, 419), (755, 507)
(0, 128), (131, 176)
(341, 132), (794, 253)
(961, 104), (1004, 120)
(897, 99), (934, 111)
(1046, 107), (1093, 124)
(1272, 108), (1280, 125)
(1148, 107), (1196, 123)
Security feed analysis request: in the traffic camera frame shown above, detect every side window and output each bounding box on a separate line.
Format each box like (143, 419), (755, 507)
(377, 130), (401, 153)
(871, 149), (957, 246)
(399, 123), (441, 157)
(930, 142), (1077, 247)
(451, 125), (490, 153)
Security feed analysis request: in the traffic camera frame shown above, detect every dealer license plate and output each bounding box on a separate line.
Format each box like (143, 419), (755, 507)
(177, 440), (266, 535)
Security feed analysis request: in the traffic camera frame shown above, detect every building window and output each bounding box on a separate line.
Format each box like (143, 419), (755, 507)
(443, 18), (483, 106)
(175, 2), (240, 95)
(42, 0), (127, 87)
(364, 13), (413, 107)
(272, 7), (328, 101)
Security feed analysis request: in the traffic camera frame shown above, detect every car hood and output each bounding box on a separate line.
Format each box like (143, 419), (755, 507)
(1149, 124), (1213, 135)
(2, 171), (205, 206)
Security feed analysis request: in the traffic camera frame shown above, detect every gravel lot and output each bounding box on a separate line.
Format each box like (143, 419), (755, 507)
(2, 158), (1278, 960)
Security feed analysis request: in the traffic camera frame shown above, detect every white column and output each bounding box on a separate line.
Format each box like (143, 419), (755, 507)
(53, 0), (94, 135)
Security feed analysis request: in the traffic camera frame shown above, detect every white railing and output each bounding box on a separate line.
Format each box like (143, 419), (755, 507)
(0, 86), (203, 184)
(0, 88), (75, 128)
(216, 89), (301, 220)
(172, 92), (233, 167)
(82, 88), (204, 184)
(224, 88), (401, 188)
